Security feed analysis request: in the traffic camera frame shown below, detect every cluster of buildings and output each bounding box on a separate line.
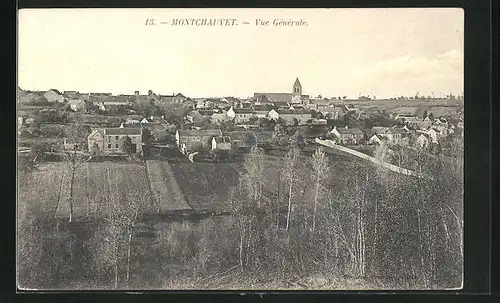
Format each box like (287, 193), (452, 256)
(19, 78), (464, 158)
(328, 116), (463, 149)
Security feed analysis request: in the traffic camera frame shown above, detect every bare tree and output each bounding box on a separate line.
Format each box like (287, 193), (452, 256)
(284, 145), (300, 231)
(243, 147), (266, 207)
(310, 147), (329, 231)
(61, 114), (87, 223)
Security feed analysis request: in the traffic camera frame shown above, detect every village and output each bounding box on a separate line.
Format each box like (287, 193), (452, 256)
(17, 77), (464, 165)
(17, 78), (465, 290)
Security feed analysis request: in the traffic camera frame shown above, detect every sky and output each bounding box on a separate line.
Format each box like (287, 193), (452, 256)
(18, 8), (464, 99)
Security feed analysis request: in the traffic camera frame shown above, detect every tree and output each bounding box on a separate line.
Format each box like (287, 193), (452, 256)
(284, 145), (300, 231)
(142, 128), (153, 148)
(248, 116), (259, 125)
(310, 147), (329, 231)
(122, 136), (135, 154)
(243, 147), (266, 207)
(61, 114), (87, 223)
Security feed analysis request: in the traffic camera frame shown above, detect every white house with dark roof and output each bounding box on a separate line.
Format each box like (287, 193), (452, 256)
(176, 129), (223, 153)
(87, 127), (143, 155)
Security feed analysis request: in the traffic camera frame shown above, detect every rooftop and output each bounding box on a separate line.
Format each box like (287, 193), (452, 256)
(105, 128), (142, 135)
(178, 129), (222, 137)
(276, 109), (311, 115)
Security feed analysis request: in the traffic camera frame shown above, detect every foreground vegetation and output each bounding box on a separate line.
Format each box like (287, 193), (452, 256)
(17, 135), (463, 290)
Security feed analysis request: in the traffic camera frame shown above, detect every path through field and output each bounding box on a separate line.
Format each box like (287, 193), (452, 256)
(146, 160), (192, 213)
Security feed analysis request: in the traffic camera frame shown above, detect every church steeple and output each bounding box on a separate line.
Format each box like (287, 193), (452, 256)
(293, 77), (302, 96)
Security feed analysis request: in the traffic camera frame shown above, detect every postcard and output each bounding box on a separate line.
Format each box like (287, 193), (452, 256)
(17, 8), (464, 291)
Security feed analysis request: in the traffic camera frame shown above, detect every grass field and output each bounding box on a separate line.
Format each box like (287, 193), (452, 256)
(18, 162), (154, 220)
(169, 163), (240, 212)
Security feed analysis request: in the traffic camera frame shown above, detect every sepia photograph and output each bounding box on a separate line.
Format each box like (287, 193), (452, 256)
(17, 8), (464, 291)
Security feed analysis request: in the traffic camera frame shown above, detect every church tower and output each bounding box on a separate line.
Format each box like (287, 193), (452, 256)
(292, 77), (302, 96)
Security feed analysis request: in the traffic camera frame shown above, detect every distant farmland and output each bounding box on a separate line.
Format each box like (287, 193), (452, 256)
(18, 162), (156, 220)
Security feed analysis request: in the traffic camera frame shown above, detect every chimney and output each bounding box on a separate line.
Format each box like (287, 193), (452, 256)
(135, 91), (139, 96)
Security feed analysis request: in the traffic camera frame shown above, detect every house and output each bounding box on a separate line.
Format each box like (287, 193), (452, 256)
(224, 131), (258, 149)
(124, 119), (141, 125)
(226, 107), (236, 119)
(386, 128), (410, 145)
(254, 94), (273, 105)
(233, 108), (256, 124)
(196, 98), (213, 109)
(63, 138), (83, 151)
(343, 104), (359, 114)
(289, 104), (305, 110)
(267, 109), (279, 121)
(275, 109), (312, 125)
(297, 126), (328, 141)
(87, 128), (143, 155)
(63, 91), (80, 99)
(329, 126), (364, 145)
(211, 136), (232, 150)
(391, 107), (418, 119)
(79, 93), (90, 101)
(156, 92), (187, 104)
(44, 89), (64, 103)
(182, 99), (196, 110)
(304, 103), (318, 111)
(272, 101), (291, 109)
(133, 91), (152, 107)
(89, 93), (112, 103)
(369, 126), (410, 145)
(198, 109), (215, 117)
(176, 129), (223, 153)
(321, 106), (348, 120)
(93, 95), (130, 107)
(234, 99), (252, 109)
(224, 97), (240, 108)
(159, 94), (176, 104)
(426, 125), (448, 143)
(311, 119), (327, 126)
(67, 99), (86, 112)
(252, 104), (274, 118)
(186, 110), (207, 124)
(368, 134), (382, 145)
(416, 133), (431, 149)
(211, 112), (232, 124)
(403, 117), (432, 130)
